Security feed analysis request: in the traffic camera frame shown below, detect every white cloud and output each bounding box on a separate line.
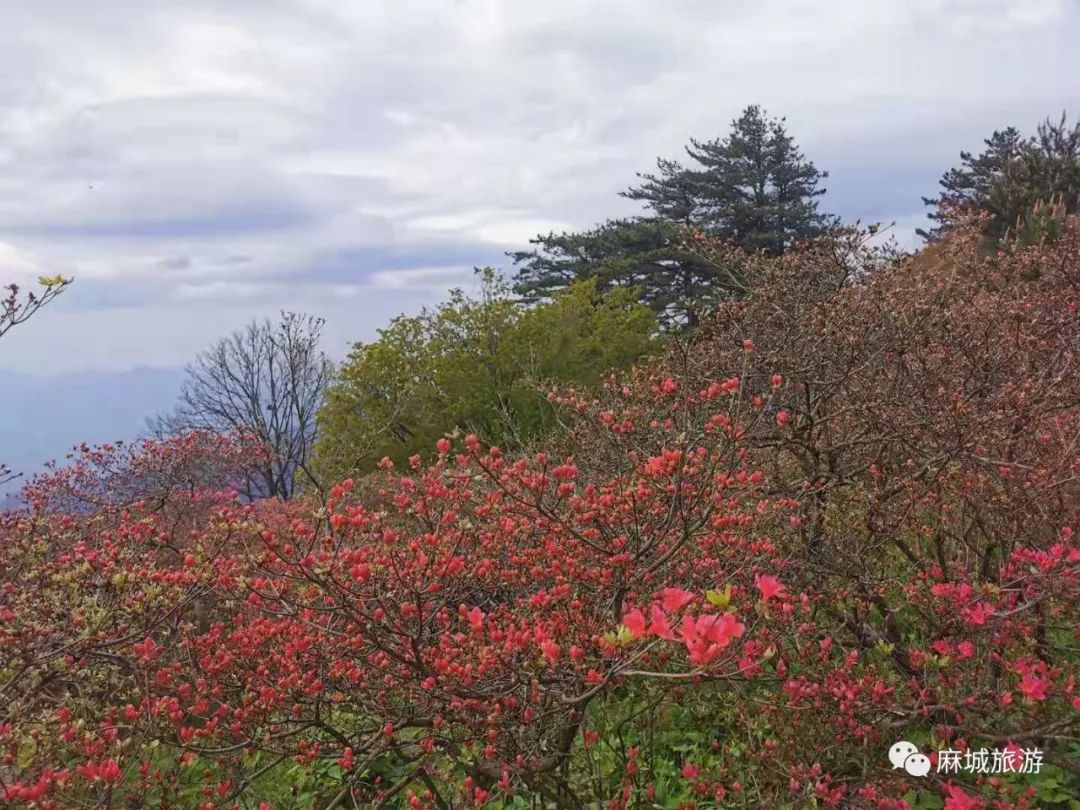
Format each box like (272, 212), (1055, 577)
(0, 0), (1077, 373)
(0, 241), (40, 278)
(368, 266), (479, 292)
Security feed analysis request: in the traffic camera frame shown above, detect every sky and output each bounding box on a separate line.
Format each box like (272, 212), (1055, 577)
(0, 0), (1078, 381)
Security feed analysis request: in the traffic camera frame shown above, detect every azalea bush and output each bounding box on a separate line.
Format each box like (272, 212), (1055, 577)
(1, 220), (1078, 809)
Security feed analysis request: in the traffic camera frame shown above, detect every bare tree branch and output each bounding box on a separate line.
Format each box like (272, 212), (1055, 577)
(151, 312), (331, 499)
(1, 277), (73, 486)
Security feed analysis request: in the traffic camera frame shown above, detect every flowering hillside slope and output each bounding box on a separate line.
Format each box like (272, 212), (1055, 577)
(2, 222), (1078, 809)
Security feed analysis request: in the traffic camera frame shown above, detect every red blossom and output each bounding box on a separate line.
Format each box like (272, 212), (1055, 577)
(755, 574), (786, 602)
(661, 587), (695, 613)
(622, 608), (647, 639)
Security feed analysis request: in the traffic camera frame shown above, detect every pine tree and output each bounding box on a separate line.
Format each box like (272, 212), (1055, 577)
(1022, 113), (1080, 216)
(619, 157), (699, 226)
(920, 113), (1080, 241)
(512, 104), (830, 326)
(685, 105), (830, 254)
(510, 219), (736, 328)
(918, 127), (1028, 240)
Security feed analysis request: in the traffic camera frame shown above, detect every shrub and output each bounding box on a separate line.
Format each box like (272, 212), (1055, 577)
(1, 221), (1077, 808)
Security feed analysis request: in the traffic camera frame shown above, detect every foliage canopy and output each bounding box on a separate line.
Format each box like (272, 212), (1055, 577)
(314, 272), (657, 480)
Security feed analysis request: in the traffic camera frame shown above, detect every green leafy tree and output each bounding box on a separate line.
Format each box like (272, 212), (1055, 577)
(314, 272), (656, 479)
(921, 113), (1080, 241)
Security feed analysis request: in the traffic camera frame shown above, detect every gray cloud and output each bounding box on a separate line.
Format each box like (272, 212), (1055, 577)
(0, 0), (1078, 374)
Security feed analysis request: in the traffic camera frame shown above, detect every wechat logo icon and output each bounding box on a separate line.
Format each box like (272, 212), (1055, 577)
(889, 741), (930, 777)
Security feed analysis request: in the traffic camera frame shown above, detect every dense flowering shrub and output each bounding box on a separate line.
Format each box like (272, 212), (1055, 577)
(0, 432), (266, 805)
(1, 221), (1077, 808)
(21, 430), (268, 515)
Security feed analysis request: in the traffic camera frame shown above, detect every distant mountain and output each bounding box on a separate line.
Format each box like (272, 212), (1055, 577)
(0, 366), (185, 501)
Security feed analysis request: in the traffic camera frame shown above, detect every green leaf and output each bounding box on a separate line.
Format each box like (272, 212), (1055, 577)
(16, 736), (37, 769)
(615, 624), (636, 645)
(873, 639), (895, 656)
(706, 586), (732, 608)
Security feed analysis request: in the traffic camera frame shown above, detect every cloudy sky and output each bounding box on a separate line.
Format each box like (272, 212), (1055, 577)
(1, 0), (1079, 378)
